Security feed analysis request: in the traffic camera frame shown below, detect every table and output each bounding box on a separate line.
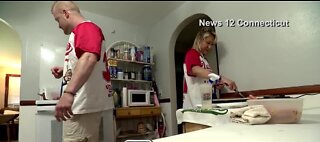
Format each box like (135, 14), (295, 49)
(154, 94), (320, 142)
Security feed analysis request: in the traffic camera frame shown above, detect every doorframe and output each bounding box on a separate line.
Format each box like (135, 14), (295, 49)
(171, 13), (219, 134)
(4, 74), (21, 108)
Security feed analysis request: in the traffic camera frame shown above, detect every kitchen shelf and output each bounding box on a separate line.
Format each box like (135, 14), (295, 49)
(111, 78), (152, 83)
(108, 40), (159, 142)
(107, 58), (154, 65)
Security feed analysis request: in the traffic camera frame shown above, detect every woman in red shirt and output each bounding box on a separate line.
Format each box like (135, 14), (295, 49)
(183, 27), (238, 109)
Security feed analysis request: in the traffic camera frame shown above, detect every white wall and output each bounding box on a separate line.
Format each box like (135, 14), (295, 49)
(0, 1), (149, 141)
(0, 1), (148, 100)
(148, 1), (320, 135)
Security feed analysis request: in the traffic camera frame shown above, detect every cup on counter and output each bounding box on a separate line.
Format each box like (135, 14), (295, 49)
(200, 83), (213, 109)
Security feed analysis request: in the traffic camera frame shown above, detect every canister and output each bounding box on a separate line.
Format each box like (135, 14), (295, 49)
(117, 68), (123, 79)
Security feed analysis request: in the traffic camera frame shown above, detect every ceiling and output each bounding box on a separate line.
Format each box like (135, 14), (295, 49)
(0, 2), (186, 69)
(77, 1), (185, 28)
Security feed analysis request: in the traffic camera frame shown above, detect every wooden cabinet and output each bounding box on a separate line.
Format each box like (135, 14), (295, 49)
(116, 107), (161, 118)
(182, 122), (210, 133)
(114, 107), (161, 142)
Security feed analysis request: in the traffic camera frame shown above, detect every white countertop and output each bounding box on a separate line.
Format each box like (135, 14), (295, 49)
(36, 100), (58, 105)
(36, 100), (58, 112)
(154, 94), (320, 142)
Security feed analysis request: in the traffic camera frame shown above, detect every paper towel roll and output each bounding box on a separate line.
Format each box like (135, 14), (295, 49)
(122, 87), (128, 107)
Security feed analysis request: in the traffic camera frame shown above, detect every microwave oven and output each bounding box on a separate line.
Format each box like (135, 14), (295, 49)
(127, 89), (154, 107)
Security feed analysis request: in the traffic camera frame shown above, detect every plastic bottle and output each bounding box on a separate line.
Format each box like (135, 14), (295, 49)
(144, 46), (150, 63)
(131, 46), (136, 61)
(143, 65), (152, 81)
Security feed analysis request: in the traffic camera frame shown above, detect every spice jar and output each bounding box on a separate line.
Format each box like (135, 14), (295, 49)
(123, 50), (129, 60)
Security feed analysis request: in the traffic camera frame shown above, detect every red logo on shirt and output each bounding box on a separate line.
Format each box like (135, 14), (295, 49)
(200, 56), (211, 70)
(65, 43), (73, 56)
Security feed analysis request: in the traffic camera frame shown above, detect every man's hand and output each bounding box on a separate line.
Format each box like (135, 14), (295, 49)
(55, 93), (74, 122)
(51, 66), (63, 79)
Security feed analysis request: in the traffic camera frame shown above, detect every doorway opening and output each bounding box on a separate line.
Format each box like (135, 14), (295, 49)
(174, 14), (218, 134)
(0, 18), (22, 141)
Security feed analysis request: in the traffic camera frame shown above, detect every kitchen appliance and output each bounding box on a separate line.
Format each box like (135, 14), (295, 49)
(127, 89), (154, 106)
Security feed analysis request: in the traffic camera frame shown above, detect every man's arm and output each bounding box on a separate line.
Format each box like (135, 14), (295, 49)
(64, 52), (98, 93)
(55, 52), (98, 121)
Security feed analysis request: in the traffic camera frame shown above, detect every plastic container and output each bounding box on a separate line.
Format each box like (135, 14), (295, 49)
(247, 98), (303, 124)
(199, 83), (212, 109)
(42, 87), (60, 100)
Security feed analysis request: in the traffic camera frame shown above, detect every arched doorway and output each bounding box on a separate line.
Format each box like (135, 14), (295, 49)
(0, 18), (22, 141)
(173, 14), (218, 134)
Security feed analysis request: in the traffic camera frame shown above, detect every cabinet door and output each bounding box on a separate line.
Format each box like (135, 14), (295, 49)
(140, 107), (161, 117)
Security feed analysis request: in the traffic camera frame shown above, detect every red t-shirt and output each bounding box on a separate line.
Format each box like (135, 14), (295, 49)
(73, 22), (105, 61)
(62, 21), (114, 114)
(183, 48), (212, 93)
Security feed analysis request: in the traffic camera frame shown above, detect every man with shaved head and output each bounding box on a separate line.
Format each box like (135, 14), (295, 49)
(50, 1), (114, 141)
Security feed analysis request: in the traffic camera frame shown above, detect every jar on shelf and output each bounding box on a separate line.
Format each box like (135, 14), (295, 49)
(130, 46), (136, 61)
(123, 50), (129, 60)
(130, 71), (136, 80)
(117, 68), (123, 79)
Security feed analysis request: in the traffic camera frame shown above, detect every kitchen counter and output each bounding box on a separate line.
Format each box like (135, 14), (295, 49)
(154, 94), (320, 142)
(36, 100), (58, 112)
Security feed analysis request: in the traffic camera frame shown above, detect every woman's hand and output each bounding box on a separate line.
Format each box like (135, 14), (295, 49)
(213, 83), (225, 90)
(221, 76), (237, 91)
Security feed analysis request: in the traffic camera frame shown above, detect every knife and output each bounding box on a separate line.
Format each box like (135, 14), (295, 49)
(234, 89), (246, 98)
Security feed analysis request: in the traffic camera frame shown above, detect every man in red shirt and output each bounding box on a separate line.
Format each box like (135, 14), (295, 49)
(50, 1), (114, 141)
